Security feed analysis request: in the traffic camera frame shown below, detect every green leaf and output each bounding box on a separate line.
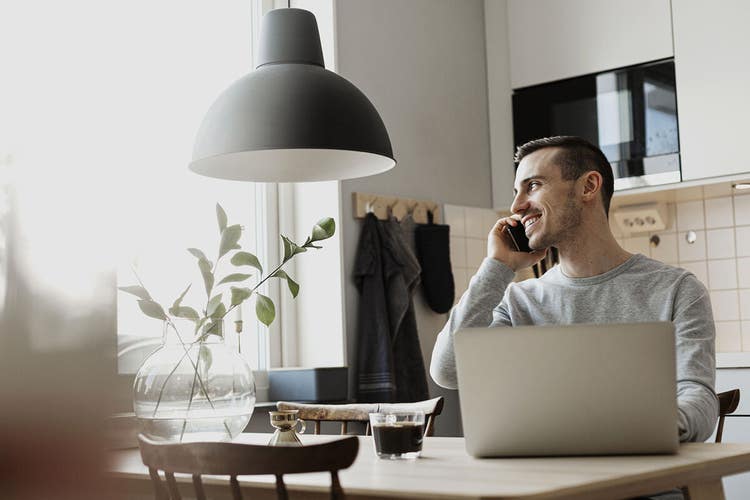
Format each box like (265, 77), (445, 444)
(172, 284), (191, 309)
(230, 251), (263, 274)
(118, 285), (152, 301)
(210, 302), (226, 319)
(168, 306), (200, 321)
(280, 235), (306, 262)
(272, 270), (299, 298)
(187, 248), (208, 261)
(230, 286), (253, 306)
(137, 299), (167, 321)
(255, 293), (275, 326)
(219, 224), (242, 258)
(281, 235), (293, 261)
(201, 320), (222, 336)
(206, 293), (223, 316)
(216, 203), (228, 234)
(198, 258), (214, 296)
(217, 273), (252, 286)
(194, 316), (209, 335)
(310, 217), (335, 242)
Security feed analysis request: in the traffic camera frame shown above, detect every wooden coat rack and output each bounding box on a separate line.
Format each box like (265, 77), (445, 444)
(352, 192), (440, 224)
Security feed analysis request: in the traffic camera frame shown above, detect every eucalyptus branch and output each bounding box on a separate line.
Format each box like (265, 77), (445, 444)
(121, 203), (335, 441)
(248, 239), (318, 295)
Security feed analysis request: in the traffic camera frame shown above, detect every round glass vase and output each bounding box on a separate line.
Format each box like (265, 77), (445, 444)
(133, 319), (255, 442)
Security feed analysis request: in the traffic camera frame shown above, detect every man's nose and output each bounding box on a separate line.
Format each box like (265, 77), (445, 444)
(510, 193), (528, 215)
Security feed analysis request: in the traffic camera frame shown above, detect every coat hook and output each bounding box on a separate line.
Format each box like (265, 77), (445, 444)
(365, 197), (378, 214)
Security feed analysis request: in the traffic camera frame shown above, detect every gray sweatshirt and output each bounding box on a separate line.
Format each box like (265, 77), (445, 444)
(430, 254), (719, 442)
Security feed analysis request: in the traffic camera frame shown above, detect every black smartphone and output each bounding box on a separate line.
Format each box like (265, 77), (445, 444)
(506, 222), (531, 253)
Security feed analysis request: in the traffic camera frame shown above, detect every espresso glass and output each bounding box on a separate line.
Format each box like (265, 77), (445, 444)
(369, 411), (425, 459)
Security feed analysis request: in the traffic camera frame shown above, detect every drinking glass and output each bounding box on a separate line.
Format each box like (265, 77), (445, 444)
(369, 411), (425, 459)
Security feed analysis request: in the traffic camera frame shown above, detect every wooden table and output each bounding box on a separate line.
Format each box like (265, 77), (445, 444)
(108, 433), (750, 499)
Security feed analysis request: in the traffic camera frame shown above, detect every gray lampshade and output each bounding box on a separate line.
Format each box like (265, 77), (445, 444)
(189, 8), (395, 182)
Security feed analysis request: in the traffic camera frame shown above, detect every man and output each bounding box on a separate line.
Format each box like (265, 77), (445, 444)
(430, 136), (718, 443)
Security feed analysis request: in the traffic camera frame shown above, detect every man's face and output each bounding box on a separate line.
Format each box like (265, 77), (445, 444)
(510, 148), (583, 250)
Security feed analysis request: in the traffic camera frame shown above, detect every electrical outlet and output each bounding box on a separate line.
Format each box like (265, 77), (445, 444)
(612, 203), (669, 235)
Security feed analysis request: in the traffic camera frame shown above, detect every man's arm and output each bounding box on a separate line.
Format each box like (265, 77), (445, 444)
(430, 218), (546, 389)
(430, 258), (515, 389)
(672, 273), (719, 442)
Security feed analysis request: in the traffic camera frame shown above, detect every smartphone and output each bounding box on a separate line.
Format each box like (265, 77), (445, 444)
(506, 222), (532, 253)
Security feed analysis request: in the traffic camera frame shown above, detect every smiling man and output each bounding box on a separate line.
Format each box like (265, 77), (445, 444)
(430, 136), (718, 447)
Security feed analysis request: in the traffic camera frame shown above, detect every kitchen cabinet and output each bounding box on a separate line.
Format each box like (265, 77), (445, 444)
(506, 0), (673, 89)
(672, 0), (750, 181)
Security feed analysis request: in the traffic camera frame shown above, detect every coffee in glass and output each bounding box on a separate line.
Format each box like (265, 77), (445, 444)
(369, 411), (425, 459)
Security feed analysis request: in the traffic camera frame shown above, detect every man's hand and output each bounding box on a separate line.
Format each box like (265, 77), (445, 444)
(487, 217), (548, 272)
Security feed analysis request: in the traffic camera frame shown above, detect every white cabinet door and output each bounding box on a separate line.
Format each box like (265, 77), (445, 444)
(673, 0), (750, 181)
(507, 0), (673, 89)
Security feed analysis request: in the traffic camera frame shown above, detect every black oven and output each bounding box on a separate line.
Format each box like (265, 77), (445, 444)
(512, 59), (680, 190)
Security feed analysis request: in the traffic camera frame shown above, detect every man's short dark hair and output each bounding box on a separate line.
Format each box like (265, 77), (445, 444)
(514, 136), (614, 216)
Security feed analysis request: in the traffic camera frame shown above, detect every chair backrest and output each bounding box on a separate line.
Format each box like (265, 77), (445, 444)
(715, 389), (741, 443)
(138, 434), (358, 500)
(277, 396), (444, 436)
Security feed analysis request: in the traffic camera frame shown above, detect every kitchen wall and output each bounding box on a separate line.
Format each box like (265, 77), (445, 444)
(334, 0), (493, 436)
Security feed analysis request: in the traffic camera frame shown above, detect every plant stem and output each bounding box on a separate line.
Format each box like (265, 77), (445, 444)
(179, 349), (200, 442)
(150, 320), (231, 437)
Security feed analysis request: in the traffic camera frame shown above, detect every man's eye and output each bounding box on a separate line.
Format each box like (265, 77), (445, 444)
(527, 181), (539, 191)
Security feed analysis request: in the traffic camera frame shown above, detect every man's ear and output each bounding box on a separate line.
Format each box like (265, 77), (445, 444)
(580, 171), (603, 202)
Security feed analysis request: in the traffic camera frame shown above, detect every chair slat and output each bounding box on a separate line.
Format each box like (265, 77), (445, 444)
(148, 467), (168, 500)
(330, 471), (344, 500)
(164, 472), (181, 500)
(275, 474), (289, 500)
(230, 475), (242, 500)
(191, 474), (206, 500)
(425, 415), (435, 437)
(716, 389), (741, 443)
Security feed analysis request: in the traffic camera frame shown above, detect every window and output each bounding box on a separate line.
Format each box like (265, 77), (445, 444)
(115, 1), (265, 373)
(116, 0), (347, 375)
(1, 0), (347, 384)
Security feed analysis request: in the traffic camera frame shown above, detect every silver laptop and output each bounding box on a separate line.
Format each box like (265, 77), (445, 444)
(454, 322), (679, 457)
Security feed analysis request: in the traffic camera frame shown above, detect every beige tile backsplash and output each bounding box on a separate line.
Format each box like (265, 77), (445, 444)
(444, 204), (499, 303)
(445, 191), (750, 355)
(614, 191), (750, 354)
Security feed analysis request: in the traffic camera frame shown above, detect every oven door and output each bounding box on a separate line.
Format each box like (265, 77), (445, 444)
(512, 59), (680, 190)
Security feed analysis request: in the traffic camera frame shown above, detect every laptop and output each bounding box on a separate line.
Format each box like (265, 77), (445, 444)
(454, 322), (679, 457)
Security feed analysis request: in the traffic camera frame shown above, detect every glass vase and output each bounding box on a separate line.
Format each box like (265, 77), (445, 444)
(133, 319), (255, 442)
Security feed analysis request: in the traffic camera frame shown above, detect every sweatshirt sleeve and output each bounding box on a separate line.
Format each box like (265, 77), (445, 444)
(672, 273), (719, 442)
(429, 258), (515, 389)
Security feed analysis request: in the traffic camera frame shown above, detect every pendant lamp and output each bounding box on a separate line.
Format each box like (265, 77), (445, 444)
(189, 8), (395, 182)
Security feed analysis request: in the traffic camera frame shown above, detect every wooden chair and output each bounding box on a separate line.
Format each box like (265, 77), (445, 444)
(137, 433), (358, 500)
(675, 389), (742, 498)
(715, 388), (741, 443)
(277, 396), (444, 436)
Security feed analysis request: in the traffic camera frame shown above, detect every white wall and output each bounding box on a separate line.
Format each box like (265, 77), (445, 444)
(334, 0), (493, 436)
